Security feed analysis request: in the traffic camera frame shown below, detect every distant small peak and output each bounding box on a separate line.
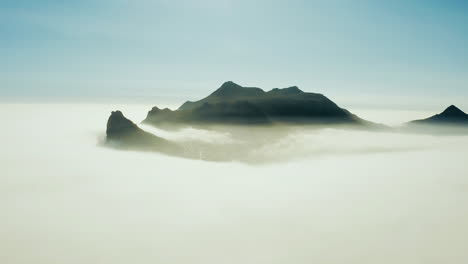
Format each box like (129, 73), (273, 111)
(441, 105), (466, 116)
(148, 106), (173, 115)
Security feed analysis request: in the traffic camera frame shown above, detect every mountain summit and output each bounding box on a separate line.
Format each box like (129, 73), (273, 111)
(143, 81), (370, 126)
(209, 81), (264, 98)
(410, 105), (468, 125)
(440, 105), (467, 117)
(106, 110), (182, 153)
(106, 111), (140, 139)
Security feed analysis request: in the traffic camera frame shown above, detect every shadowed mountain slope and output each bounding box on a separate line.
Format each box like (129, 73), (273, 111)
(104, 110), (297, 162)
(105, 110), (384, 163)
(144, 81), (370, 126)
(106, 111), (183, 154)
(410, 105), (468, 125)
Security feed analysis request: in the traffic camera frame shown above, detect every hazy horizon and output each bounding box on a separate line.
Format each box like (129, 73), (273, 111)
(2, 102), (468, 263)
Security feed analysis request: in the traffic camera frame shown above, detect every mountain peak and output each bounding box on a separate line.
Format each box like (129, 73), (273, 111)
(410, 105), (468, 125)
(210, 81), (264, 97)
(220, 81), (242, 89)
(110, 110), (124, 117)
(213, 81), (243, 95)
(440, 105), (466, 117)
(106, 110), (139, 137)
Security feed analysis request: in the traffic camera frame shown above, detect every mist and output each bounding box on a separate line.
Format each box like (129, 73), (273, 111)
(2, 103), (468, 263)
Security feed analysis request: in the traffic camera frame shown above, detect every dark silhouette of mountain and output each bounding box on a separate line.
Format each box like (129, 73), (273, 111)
(105, 110), (289, 162)
(106, 111), (182, 153)
(107, 110), (143, 139)
(104, 109), (384, 162)
(410, 105), (468, 125)
(204, 81), (265, 98)
(145, 101), (271, 125)
(144, 81), (369, 126)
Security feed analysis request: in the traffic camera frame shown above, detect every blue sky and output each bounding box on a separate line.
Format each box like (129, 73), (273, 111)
(1, 0), (468, 106)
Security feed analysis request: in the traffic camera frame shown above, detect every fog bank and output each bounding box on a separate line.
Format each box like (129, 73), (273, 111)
(1, 103), (468, 263)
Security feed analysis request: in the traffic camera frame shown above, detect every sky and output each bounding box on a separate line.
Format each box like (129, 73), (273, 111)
(1, 0), (468, 108)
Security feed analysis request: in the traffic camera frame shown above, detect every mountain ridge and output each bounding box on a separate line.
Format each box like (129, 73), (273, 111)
(144, 81), (368, 126)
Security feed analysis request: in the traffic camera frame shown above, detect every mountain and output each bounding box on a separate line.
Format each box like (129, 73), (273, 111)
(410, 105), (468, 125)
(106, 111), (181, 153)
(144, 101), (271, 125)
(107, 110), (145, 139)
(143, 81), (368, 126)
(105, 110), (274, 162)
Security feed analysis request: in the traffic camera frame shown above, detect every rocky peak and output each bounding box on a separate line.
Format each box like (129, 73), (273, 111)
(440, 105), (466, 117)
(106, 110), (139, 137)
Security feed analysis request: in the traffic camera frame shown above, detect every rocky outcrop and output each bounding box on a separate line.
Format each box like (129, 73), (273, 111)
(106, 111), (141, 139)
(105, 110), (183, 154)
(410, 105), (468, 125)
